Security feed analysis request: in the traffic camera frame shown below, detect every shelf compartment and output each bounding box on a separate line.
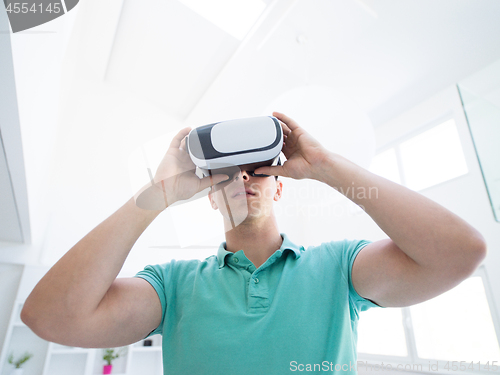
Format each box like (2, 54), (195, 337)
(45, 352), (88, 375)
(128, 350), (162, 375)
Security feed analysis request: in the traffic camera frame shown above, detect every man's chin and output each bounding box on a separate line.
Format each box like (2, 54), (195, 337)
(225, 210), (272, 228)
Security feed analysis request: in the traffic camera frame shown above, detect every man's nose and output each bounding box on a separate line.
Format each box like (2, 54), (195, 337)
(235, 170), (250, 181)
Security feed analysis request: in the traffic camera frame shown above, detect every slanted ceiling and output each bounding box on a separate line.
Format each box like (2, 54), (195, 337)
(105, 0), (241, 120)
(98, 0), (500, 126)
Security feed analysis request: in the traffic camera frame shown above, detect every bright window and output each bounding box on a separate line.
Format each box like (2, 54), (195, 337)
(369, 148), (401, 184)
(358, 307), (407, 357)
(399, 119), (468, 191)
(410, 276), (500, 362)
(177, 0), (267, 40)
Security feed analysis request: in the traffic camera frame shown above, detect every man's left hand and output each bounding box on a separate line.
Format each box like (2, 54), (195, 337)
(254, 112), (331, 180)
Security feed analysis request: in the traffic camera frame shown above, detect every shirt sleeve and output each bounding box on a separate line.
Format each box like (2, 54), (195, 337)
(343, 239), (384, 315)
(134, 264), (168, 337)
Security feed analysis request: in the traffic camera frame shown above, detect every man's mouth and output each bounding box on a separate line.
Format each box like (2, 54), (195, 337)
(232, 189), (255, 198)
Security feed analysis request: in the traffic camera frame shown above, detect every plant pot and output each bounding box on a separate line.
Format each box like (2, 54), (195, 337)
(103, 364), (113, 374)
(11, 369), (24, 375)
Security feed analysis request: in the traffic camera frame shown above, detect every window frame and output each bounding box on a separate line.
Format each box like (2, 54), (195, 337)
(371, 114), (470, 192)
(358, 266), (500, 375)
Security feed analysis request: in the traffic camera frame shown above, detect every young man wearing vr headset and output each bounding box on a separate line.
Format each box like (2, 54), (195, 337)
(22, 112), (486, 374)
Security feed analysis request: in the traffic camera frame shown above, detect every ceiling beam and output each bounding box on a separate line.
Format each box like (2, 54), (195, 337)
(73, 0), (125, 81)
(184, 0), (299, 126)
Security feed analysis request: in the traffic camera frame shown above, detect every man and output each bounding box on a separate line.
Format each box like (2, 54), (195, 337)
(22, 112), (486, 374)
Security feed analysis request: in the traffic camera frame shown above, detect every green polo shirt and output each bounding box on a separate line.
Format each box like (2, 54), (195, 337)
(135, 234), (380, 374)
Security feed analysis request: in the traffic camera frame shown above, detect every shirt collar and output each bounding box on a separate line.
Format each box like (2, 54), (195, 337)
(217, 233), (302, 269)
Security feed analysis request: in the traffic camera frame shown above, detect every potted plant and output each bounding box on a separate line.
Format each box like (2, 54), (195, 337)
(8, 352), (33, 375)
(102, 348), (126, 374)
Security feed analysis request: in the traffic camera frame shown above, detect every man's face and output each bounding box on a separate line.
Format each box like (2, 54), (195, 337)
(208, 167), (283, 228)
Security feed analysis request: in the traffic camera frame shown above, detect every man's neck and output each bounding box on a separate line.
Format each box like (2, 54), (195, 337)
(223, 217), (283, 269)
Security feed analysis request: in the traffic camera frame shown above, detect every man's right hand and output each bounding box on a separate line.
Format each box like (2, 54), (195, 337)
(134, 127), (229, 210)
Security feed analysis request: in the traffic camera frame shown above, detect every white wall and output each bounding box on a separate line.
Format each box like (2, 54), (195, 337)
(0, 263), (23, 354)
(0, 1), (79, 266)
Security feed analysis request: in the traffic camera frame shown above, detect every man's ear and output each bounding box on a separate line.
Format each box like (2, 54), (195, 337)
(274, 180), (283, 201)
(208, 188), (219, 210)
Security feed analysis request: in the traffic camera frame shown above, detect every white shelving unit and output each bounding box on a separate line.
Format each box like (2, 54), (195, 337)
(0, 265), (163, 375)
(0, 265), (51, 375)
(1, 301), (51, 375)
(42, 335), (162, 375)
(126, 335), (163, 375)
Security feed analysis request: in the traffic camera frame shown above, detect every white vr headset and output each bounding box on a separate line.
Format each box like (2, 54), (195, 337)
(186, 116), (283, 177)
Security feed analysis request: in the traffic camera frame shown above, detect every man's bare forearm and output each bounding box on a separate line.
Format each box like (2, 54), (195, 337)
(22, 197), (163, 332)
(317, 153), (486, 271)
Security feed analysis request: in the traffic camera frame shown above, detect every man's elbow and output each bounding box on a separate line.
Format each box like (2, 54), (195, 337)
(21, 302), (43, 340)
(21, 301), (49, 341)
(21, 299), (64, 343)
(473, 234), (487, 264)
(460, 232), (487, 276)
(21, 299), (38, 330)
